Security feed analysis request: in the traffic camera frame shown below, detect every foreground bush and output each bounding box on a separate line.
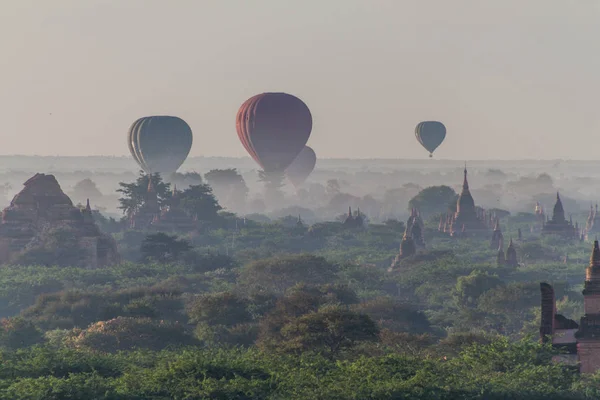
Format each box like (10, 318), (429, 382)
(63, 317), (197, 352)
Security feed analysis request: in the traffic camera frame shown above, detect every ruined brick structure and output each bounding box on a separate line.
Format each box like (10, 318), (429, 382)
(0, 173), (119, 267)
(577, 240), (600, 373)
(540, 240), (600, 372)
(389, 226), (417, 270)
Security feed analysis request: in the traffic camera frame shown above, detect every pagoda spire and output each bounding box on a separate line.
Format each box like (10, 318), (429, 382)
(553, 192), (565, 222)
(462, 163), (469, 191)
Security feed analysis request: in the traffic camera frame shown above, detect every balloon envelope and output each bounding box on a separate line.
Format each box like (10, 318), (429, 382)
(286, 146), (316, 186)
(236, 93), (312, 173)
(415, 121), (446, 157)
(128, 116), (193, 175)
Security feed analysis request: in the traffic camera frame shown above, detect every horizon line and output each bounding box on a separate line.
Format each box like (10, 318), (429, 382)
(0, 155), (591, 162)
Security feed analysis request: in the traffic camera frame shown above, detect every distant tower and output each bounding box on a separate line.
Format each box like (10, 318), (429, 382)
(505, 238), (518, 267)
(343, 207), (355, 226)
(355, 207), (364, 227)
(410, 220), (425, 248)
(542, 192), (578, 238)
(389, 226), (417, 270)
(450, 165), (488, 235)
(490, 218), (503, 250)
(82, 199), (94, 224)
(398, 227), (416, 259)
(554, 192), (566, 223)
(497, 245), (506, 267)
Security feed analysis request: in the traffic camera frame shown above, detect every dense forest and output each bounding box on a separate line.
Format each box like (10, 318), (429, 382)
(0, 169), (597, 399)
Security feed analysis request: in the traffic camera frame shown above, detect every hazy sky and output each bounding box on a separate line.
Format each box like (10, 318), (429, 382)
(2, 0), (600, 159)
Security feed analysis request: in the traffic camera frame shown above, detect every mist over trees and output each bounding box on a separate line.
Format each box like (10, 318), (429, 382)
(0, 158), (596, 397)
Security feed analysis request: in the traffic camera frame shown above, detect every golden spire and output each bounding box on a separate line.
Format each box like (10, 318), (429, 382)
(586, 240), (600, 282)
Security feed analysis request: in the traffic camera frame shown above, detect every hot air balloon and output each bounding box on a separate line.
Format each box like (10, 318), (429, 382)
(415, 121), (446, 158)
(128, 116), (193, 176)
(286, 146), (316, 187)
(236, 93), (312, 173)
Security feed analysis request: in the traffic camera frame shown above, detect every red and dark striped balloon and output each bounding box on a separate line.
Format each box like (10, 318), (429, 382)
(286, 146), (316, 187)
(236, 93), (312, 173)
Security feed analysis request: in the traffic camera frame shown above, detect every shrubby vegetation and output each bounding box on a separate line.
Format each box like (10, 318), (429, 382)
(0, 171), (597, 398)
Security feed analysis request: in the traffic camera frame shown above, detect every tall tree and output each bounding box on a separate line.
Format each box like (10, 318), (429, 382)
(204, 168), (249, 210)
(69, 178), (103, 203)
(408, 185), (458, 217)
(117, 171), (171, 215)
(168, 171), (203, 188)
(140, 233), (191, 263)
(279, 305), (379, 359)
(178, 184), (222, 222)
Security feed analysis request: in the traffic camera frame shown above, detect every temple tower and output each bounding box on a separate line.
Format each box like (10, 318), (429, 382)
(450, 166), (488, 235)
(490, 218), (503, 250)
(576, 240), (600, 373)
(542, 192), (578, 238)
(399, 227), (416, 259)
(505, 238), (518, 267)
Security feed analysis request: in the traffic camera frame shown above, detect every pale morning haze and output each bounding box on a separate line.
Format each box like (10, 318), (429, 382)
(1, 0), (600, 159)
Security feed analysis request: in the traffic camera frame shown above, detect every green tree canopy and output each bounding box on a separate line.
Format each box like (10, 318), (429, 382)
(279, 304), (379, 359)
(140, 233), (191, 263)
(408, 185), (458, 217)
(239, 254), (339, 294)
(117, 171), (171, 215)
(177, 184), (222, 222)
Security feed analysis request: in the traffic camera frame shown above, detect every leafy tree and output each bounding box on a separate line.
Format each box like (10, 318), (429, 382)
(140, 233), (191, 263)
(64, 317), (196, 352)
(257, 284), (359, 352)
(204, 168), (249, 210)
(90, 210), (121, 234)
(408, 185), (458, 216)
(326, 179), (341, 197)
(453, 271), (505, 309)
(477, 282), (541, 335)
(258, 170), (285, 208)
(0, 317), (43, 349)
(69, 178), (103, 203)
(12, 227), (88, 267)
(168, 171), (203, 187)
(354, 296), (431, 333)
(22, 285), (185, 330)
(117, 171), (170, 215)
(279, 305), (379, 359)
(178, 184), (222, 222)
(188, 292), (252, 327)
(189, 292), (256, 346)
(239, 254), (339, 294)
